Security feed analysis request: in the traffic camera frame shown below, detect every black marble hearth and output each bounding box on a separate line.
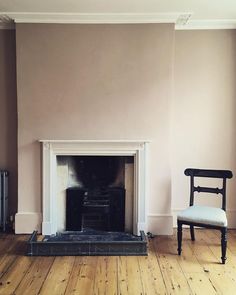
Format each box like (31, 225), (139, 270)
(27, 230), (147, 256)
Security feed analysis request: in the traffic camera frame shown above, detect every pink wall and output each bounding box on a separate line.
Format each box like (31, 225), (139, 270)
(15, 24), (175, 233)
(3, 24), (235, 233)
(172, 30), (236, 226)
(13, 24), (236, 233)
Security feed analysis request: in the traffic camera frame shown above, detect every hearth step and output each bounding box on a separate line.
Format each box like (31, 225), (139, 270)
(27, 230), (147, 256)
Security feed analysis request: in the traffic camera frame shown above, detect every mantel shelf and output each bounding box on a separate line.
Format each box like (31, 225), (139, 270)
(39, 139), (151, 143)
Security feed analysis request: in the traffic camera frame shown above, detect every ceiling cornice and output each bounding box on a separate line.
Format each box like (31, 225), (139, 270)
(1, 12), (182, 24)
(0, 12), (236, 30)
(176, 19), (236, 30)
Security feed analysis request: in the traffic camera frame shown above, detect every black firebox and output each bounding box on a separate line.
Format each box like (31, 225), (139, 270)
(66, 187), (125, 232)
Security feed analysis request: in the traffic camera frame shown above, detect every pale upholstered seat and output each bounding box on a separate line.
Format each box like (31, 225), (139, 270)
(177, 168), (233, 264)
(177, 205), (227, 227)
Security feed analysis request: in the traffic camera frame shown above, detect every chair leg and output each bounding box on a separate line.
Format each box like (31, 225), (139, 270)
(190, 225), (195, 241)
(221, 228), (227, 264)
(177, 221), (182, 255)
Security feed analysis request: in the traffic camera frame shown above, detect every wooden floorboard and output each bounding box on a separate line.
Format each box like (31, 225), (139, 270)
(0, 229), (236, 294)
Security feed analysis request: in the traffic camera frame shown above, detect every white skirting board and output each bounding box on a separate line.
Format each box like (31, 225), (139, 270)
(15, 212), (173, 235)
(16, 210), (236, 234)
(15, 210), (236, 234)
(147, 214), (173, 235)
(15, 212), (42, 234)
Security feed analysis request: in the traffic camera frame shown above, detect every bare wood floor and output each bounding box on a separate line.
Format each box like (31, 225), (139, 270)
(0, 229), (236, 295)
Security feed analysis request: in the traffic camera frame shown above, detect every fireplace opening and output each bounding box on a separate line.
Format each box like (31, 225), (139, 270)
(57, 155), (134, 233)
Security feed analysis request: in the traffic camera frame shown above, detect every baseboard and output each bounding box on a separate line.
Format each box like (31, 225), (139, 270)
(172, 208), (236, 228)
(14, 209), (236, 235)
(15, 212), (42, 234)
(147, 214), (173, 235)
(15, 212), (173, 235)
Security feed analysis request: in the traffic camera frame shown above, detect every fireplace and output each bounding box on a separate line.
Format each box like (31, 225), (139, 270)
(40, 140), (148, 236)
(57, 155), (132, 232)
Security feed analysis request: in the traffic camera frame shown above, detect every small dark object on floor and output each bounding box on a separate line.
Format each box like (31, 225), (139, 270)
(147, 232), (154, 239)
(27, 229), (147, 256)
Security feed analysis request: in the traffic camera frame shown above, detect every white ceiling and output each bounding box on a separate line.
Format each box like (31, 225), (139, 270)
(0, 0), (236, 29)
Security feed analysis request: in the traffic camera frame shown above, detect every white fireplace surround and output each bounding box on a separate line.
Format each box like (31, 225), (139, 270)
(40, 140), (149, 235)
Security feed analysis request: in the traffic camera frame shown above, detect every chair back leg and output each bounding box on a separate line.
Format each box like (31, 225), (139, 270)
(221, 228), (227, 264)
(177, 221), (182, 255)
(190, 225), (195, 241)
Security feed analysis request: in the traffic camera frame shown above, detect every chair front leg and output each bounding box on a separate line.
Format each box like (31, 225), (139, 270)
(177, 220), (182, 255)
(221, 227), (227, 264)
(190, 225), (195, 241)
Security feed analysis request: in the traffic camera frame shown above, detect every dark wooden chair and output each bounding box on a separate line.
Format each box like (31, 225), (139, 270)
(177, 168), (233, 264)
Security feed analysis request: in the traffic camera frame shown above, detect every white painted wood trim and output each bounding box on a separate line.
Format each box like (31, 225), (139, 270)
(1, 12), (181, 24)
(40, 140), (149, 235)
(147, 214), (173, 235)
(39, 139), (151, 143)
(2, 10), (236, 30)
(148, 213), (173, 217)
(176, 19), (236, 30)
(2, 12), (236, 30)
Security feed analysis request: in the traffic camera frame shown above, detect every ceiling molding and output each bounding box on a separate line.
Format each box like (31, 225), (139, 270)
(175, 19), (236, 30)
(1, 12), (236, 30)
(1, 12), (184, 24)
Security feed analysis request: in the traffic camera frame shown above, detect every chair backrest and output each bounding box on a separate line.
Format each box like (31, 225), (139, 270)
(184, 168), (233, 211)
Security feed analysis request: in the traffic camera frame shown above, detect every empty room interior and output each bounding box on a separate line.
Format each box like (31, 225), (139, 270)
(0, 0), (236, 294)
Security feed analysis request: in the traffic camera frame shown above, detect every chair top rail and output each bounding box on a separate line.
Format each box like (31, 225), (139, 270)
(185, 168), (233, 179)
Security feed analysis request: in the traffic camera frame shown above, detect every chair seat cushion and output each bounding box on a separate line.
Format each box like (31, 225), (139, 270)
(177, 205), (227, 227)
